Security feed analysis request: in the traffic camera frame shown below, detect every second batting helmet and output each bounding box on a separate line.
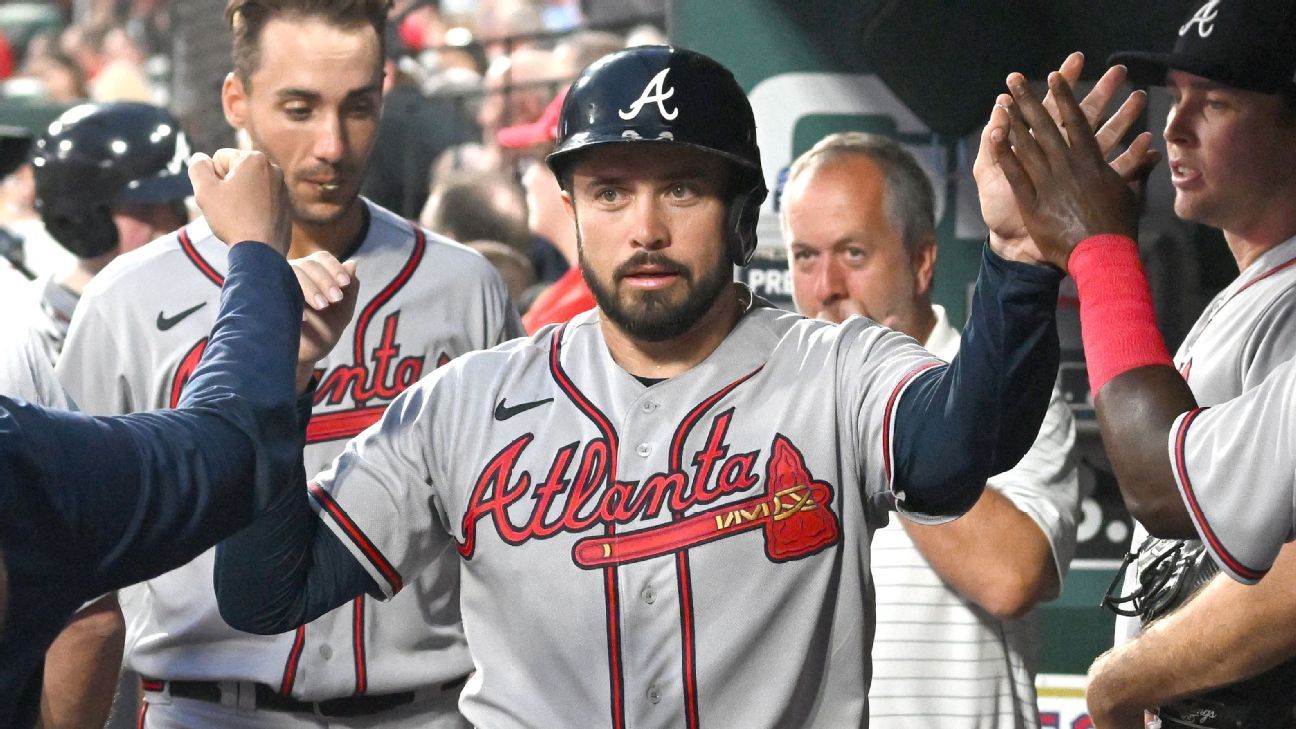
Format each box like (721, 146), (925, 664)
(547, 46), (768, 266)
(32, 102), (192, 259)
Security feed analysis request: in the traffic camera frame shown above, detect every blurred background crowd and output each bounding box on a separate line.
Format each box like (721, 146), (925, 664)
(0, 0), (666, 321)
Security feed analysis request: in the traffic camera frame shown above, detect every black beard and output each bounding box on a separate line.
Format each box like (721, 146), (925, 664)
(579, 237), (733, 343)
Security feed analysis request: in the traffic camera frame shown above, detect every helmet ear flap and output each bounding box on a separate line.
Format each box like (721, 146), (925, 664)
(726, 179), (768, 267)
(41, 204), (119, 259)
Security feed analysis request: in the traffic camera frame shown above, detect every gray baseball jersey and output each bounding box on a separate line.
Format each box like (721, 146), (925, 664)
(309, 298), (950, 729)
(8, 275), (79, 366)
(1115, 234), (1296, 642)
(870, 305), (1079, 729)
(57, 199), (522, 702)
(0, 259), (26, 301)
(0, 313), (71, 409)
(1168, 353), (1296, 584)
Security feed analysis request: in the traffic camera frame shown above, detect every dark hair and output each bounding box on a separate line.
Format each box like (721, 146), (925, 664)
(225, 0), (390, 83)
(425, 172), (529, 251)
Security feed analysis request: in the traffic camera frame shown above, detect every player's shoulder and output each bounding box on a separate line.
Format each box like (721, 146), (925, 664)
(398, 318), (558, 410)
(362, 200), (503, 285)
(82, 220), (219, 302)
(445, 316), (563, 375)
(741, 298), (895, 355)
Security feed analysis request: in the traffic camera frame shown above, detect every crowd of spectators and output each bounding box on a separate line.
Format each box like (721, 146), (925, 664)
(0, 0), (667, 326)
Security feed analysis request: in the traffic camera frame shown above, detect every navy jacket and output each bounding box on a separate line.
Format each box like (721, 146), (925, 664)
(0, 242), (304, 728)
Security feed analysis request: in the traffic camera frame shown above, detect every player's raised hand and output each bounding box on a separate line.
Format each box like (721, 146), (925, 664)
(973, 53), (1151, 264)
(290, 251), (360, 392)
(991, 72), (1155, 271)
(189, 149), (292, 255)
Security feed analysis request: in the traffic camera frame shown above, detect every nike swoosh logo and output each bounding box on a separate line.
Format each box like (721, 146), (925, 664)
(494, 397), (554, 421)
(156, 302), (207, 331)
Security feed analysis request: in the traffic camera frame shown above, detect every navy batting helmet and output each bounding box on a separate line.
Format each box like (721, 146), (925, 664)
(32, 102), (191, 259)
(547, 45), (768, 266)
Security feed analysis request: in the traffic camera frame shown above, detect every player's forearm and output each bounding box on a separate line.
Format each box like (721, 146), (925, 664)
(176, 241), (304, 510)
(891, 243), (1062, 515)
(1089, 546), (1296, 715)
(902, 487), (1058, 619)
(39, 595), (123, 729)
(214, 479), (378, 635)
(22, 241), (308, 589)
(1095, 369), (1198, 538)
(1068, 237), (1197, 537)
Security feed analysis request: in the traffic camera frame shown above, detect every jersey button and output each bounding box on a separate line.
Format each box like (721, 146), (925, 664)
(319, 645), (333, 660)
(647, 687), (661, 704)
(636, 443), (651, 457)
(641, 587), (655, 604)
(641, 401), (657, 413)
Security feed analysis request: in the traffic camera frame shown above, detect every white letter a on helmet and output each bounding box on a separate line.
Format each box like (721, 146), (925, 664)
(619, 68), (679, 121)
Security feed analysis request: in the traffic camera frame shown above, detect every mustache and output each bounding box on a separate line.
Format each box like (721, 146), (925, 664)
(612, 252), (690, 282)
(294, 163), (347, 182)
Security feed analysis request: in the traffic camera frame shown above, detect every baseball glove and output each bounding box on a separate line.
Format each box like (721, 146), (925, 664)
(1132, 536), (1296, 729)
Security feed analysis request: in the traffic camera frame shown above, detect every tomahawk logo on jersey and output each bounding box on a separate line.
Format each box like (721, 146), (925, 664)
(305, 306), (953, 729)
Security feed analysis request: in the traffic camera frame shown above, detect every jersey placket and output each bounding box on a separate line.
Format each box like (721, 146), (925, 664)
(616, 391), (690, 729)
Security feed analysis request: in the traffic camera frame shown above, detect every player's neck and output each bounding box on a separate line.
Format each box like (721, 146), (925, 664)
(1223, 196), (1296, 272)
(1225, 225), (1296, 274)
(287, 200), (367, 259)
(601, 284), (745, 381)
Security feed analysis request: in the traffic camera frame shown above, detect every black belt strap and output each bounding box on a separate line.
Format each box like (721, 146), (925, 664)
(143, 676), (468, 718)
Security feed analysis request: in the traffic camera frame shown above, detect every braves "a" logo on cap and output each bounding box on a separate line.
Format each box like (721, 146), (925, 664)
(619, 68), (679, 121)
(1180, 0), (1220, 38)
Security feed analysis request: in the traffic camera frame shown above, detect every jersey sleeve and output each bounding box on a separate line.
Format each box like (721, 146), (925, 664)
(1240, 286), (1296, 388)
(986, 386), (1080, 593)
(488, 267), (525, 345)
(1168, 356), (1296, 584)
(837, 321), (946, 516)
(869, 244), (1064, 522)
(0, 317), (73, 410)
(56, 286), (135, 416)
(309, 372), (451, 598)
(7, 242), (304, 592)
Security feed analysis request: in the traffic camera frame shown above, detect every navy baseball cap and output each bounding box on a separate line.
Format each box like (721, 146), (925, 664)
(1109, 0), (1296, 94)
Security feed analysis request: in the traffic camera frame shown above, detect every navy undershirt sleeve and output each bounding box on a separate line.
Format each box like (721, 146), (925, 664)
(5, 241), (305, 593)
(214, 471), (381, 636)
(890, 244), (1063, 517)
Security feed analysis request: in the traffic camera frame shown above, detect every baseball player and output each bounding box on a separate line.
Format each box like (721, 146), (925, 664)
(20, 101), (192, 363)
(985, 27), (1296, 723)
(207, 46), (1115, 729)
(1, 148), (342, 729)
(0, 102), (194, 729)
(56, 1), (521, 726)
(1049, 0), (1296, 724)
(781, 130), (1081, 728)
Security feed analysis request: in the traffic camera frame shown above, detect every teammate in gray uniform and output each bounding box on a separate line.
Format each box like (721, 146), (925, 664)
(23, 102), (192, 363)
(981, 16), (1296, 723)
(208, 46), (1154, 729)
(9, 102), (193, 729)
(781, 131), (1080, 728)
(1067, 0), (1296, 724)
(57, 1), (521, 727)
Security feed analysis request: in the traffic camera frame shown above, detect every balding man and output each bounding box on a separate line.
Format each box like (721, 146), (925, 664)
(782, 131), (1080, 728)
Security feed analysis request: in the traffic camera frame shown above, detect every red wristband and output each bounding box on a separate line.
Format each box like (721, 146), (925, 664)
(1070, 234), (1173, 396)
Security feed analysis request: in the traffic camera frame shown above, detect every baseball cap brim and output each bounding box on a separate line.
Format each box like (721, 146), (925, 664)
(1109, 49), (1291, 94)
(1108, 51), (1174, 87)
